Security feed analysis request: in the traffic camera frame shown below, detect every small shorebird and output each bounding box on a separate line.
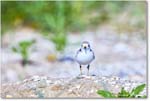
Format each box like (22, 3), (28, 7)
(75, 41), (95, 75)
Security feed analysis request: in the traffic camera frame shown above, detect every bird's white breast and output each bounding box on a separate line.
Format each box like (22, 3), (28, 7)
(76, 50), (94, 65)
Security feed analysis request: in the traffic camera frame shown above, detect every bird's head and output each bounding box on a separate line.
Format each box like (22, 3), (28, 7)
(81, 41), (90, 50)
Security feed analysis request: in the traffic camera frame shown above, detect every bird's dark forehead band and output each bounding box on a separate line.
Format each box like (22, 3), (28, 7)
(82, 41), (90, 45)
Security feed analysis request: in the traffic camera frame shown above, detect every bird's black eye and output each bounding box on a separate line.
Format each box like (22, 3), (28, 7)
(88, 44), (90, 47)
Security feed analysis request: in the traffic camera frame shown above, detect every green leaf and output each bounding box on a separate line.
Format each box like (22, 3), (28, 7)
(97, 90), (116, 98)
(19, 40), (35, 50)
(130, 84), (146, 97)
(12, 40), (35, 66)
(12, 47), (18, 53)
(137, 95), (147, 98)
(118, 87), (130, 98)
(141, 95), (147, 98)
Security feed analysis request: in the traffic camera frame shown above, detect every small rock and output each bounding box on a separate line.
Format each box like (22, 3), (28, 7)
(51, 85), (62, 91)
(37, 80), (47, 88)
(76, 85), (81, 89)
(31, 75), (40, 82)
(6, 95), (13, 98)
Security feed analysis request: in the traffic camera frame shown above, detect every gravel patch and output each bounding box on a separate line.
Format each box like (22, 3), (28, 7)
(1, 75), (147, 98)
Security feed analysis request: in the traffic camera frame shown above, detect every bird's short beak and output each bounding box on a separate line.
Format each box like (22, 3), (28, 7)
(84, 46), (87, 49)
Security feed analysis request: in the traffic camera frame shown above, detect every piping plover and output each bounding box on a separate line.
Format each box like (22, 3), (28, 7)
(75, 41), (95, 75)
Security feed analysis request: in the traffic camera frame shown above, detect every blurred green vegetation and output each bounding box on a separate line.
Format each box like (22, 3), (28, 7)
(1, 1), (146, 51)
(12, 40), (35, 66)
(97, 84), (146, 98)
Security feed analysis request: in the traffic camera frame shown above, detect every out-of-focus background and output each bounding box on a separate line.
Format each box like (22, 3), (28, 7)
(1, 1), (147, 83)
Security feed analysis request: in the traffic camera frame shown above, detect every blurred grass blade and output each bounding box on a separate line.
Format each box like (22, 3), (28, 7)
(44, 14), (56, 31)
(97, 90), (115, 98)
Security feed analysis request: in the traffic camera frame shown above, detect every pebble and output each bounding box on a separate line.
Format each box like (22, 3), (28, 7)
(23, 79), (28, 83)
(46, 80), (53, 85)
(6, 95), (13, 98)
(15, 81), (21, 85)
(37, 80), (47, 88)
(110, 81), (116, 85)
(124, 86), (130, 91)
(76, 85), (81, 89)
(41, 76), (48, 80)
(31, 75), (40, 81)
(94, 80), (99, 83)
